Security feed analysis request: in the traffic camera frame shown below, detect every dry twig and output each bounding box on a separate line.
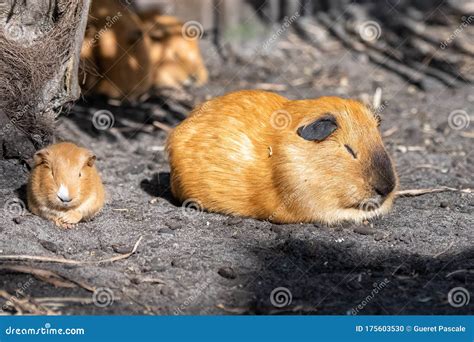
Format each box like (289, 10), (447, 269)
(0, 236), (143, 265)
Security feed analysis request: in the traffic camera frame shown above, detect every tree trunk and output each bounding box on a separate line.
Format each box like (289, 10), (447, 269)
(0, 0), (91, 161)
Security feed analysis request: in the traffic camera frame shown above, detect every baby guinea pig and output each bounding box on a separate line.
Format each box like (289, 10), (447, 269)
(167, 90), (398, 225)
(27, 142), (105, 229)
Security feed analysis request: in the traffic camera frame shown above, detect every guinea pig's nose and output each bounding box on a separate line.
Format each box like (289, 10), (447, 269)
(374, 182), (395, 198)
(57, 185), (72, 203)
(370, 150), (396, 198)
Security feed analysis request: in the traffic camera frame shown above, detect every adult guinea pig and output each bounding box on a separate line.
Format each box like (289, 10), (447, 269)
(138, 12), (209, 88)
(27, 142), (105, 229)
(80, 0), (152, 100)
(167, 90), (398, 224)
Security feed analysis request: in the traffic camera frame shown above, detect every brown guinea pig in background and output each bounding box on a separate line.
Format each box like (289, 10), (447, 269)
(138, 12), (209, 89)
(27, 142), (105, 229)
(80, 0), (152, 100)
(167, 90), (398, 225)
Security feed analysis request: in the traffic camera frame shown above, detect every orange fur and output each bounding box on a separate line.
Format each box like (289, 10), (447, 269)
(167, 90), (398, 225)
(138, 12), (209, 88)
(27, 142), (105, 229)
(80, 0), (152, 100)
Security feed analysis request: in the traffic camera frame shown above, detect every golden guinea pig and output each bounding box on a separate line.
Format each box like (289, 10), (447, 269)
(167, 90), (398, 225)
(27, 142), (105, 229)
(138, 12), (209, 89)
(80, 0), (152, 100)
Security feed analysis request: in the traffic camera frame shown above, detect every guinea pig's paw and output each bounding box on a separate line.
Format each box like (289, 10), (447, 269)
(54, 218), (73, 229)
(56, 211), (83, 229)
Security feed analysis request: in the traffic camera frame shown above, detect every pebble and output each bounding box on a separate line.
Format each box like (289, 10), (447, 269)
(224, 217), (243, 226)
(39, 240), (59, 253)
(135, 147), (148, 156)
(218, 267), (237, 279)
(440, 201), (449, 208)
(12, 217), (23, 224)
(353, 226), (376, 235)
(171, 259), (186, 268)
(166, 221), (182, 230)
(112, 244), (132, 254)
(160, 286), (175, 297)
(158, 227), (174, 235)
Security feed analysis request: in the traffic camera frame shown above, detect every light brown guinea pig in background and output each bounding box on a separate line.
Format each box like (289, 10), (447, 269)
(27, 142), (105, 229)
(138, 12), (209, 89)
(80, 0), (152, 100)
(167, 90), (398, 225)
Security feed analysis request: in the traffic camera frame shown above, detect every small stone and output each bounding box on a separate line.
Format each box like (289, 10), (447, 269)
(171, 259), (186, 268)
(166, 221), (181, 230)
(218, 267), (237, 279)
(353, 226), (376, 235)
(135, 147), (148, 156)
(440, 201), (449, 208)
(158, 227), (174, 235)
(112, 244), (131, 254)
(39, 240), (59, 253)
(12, 217), (23, 224)
(224, 217), (243, 226)
(160, 286), (175, 297)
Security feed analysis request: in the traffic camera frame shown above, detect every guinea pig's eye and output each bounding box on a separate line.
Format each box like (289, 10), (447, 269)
(79, 172), (82, 178)
(345, 144), (357, 159)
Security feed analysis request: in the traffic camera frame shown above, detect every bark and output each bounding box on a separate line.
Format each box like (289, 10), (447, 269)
(0, 0), (91, 161)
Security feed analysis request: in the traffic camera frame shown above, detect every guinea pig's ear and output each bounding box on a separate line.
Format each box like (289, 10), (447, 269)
(33, 149), (49, 166)
(86, 154), (97, 167)
(297, 115), (337, 142)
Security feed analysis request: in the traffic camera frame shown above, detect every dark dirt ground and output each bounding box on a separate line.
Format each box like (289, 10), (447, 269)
(0, 31), (473, 315)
